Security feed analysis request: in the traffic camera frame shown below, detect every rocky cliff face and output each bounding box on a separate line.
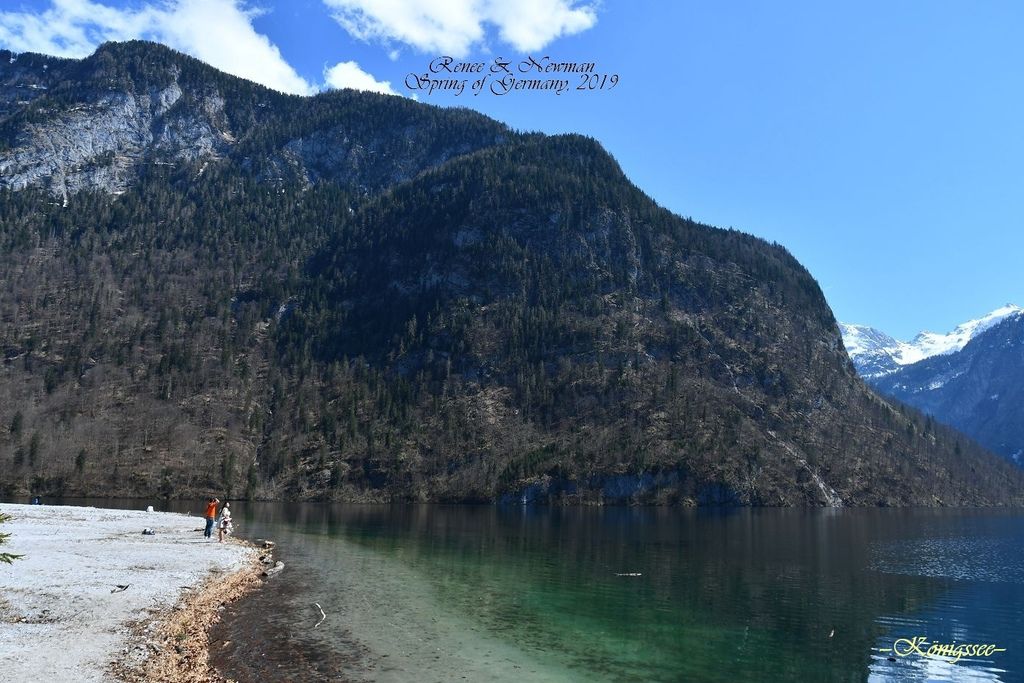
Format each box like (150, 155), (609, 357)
(1, 41), (1022, 506)
(1, 86), (228, 197)
(1, 49), (228, 196)
(0, 42), (506, 198)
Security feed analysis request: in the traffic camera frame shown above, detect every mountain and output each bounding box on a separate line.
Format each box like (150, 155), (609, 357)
(836, 324), (905, 378)
(0, 44), (507, 197)
(840, 305), (1023, 378)
(2, 41), (1022, 506)
(843, 308), (1024, 463)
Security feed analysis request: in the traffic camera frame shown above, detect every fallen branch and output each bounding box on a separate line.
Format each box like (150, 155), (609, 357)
(314, 602), (326, 628)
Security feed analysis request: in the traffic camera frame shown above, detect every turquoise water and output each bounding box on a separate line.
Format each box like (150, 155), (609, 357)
(200, 505), (1024, 682)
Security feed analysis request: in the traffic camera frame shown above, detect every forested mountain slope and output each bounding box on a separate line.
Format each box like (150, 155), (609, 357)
(1, 41), (1020, 505)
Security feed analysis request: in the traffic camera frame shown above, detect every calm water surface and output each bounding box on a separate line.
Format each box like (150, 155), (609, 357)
(43, 501), (1024, 682)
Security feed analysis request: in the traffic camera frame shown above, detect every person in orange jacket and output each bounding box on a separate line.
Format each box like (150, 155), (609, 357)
(204, 497), (219, 539)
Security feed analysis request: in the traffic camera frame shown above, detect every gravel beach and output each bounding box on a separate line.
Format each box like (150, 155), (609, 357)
(0, 503), (255, 682)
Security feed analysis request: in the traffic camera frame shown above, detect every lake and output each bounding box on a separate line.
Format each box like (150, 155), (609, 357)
(190, 504), (1024, 682)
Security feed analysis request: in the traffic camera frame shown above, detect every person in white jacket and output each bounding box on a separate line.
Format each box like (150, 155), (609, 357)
(218, 502), (233, 543)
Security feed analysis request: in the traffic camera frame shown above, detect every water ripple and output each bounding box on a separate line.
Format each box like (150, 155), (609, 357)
(869, 537), (1024, 584)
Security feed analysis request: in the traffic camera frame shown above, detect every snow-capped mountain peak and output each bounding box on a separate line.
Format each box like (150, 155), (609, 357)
(840, 304), (1023, 378)
(908, 304), (1023, 360)
(838, 323), (899, 359)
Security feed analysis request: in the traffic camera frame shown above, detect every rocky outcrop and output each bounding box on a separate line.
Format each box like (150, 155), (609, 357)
(0, 86), (233, 198)
(0, 42), (507, 199)
(268, 123), (506, 193)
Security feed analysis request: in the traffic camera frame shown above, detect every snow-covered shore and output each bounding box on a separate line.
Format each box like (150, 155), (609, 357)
(0, 503), (255, 682)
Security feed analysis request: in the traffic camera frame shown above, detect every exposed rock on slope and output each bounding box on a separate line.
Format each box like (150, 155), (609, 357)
(0, 42), (507, 198)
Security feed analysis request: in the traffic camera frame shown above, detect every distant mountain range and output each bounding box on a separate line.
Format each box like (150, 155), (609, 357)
(842, 305), (1024, 463)
(840, 305), (1022, 378)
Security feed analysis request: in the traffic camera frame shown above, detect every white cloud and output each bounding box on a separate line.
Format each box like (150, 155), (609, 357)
(324, 61), (397, 95)
(485, 0), (597, 52)
(154, 0), (315, 95)
(0, 0), (152, 58)
(0, 0), (315, 95)
(322, 0), (598, 57)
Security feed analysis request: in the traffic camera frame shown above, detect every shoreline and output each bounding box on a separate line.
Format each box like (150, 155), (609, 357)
(116, 548), (264, 682)
(0, 503), (261, 682)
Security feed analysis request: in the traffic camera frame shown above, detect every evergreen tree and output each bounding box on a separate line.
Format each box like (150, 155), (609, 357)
(0, 513), (23, 564)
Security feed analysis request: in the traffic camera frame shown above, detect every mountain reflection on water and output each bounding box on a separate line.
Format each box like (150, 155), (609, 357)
(45, 500), (1024, 682)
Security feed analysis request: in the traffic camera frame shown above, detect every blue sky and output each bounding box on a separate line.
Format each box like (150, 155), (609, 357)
(2, 1), (1022, 339)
